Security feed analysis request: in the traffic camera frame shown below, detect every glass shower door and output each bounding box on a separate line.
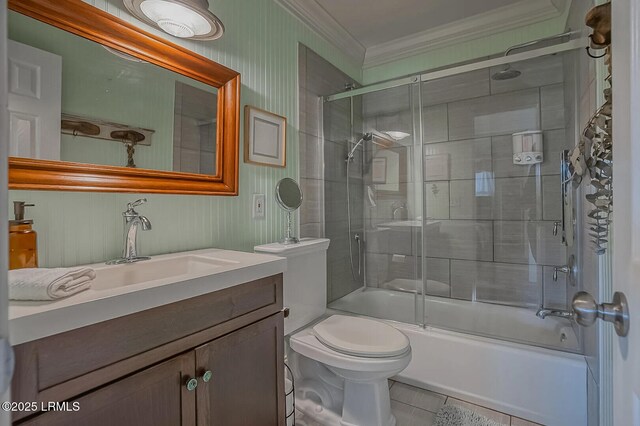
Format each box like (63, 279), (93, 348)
(419, 53), (581, 351)
(325, 83), (424, 326)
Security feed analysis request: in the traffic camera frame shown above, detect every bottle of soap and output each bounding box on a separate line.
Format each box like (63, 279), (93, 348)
(9, 201), (38, 270)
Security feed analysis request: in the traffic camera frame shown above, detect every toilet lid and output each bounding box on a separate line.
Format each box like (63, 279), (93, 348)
(312, 315), (410, 358)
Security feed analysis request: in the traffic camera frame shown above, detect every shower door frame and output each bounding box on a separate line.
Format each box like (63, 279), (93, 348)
(323, 36), (589, 328)
(325, 38), (587, 103)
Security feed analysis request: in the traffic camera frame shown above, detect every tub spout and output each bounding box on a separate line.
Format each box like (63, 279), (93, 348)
(536, 308), (573, 319)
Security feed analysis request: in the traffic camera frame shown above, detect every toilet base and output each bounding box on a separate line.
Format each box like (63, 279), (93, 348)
(340, 379), (396, 426)
(289, 325), (411, 426)
(291, 355), (400, 426)
(295, 381), (396, 426)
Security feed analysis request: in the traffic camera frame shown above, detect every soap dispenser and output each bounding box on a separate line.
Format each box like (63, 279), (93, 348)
(9, 201), (38, 270)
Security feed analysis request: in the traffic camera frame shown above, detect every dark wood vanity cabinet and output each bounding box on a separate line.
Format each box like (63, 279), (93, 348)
(20, 352), (197, 426)
(12, 275), (285, 425)
(196, 313), (284, 426)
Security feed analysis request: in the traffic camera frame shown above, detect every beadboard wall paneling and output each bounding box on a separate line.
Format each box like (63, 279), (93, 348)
(8, 0), (362, 267)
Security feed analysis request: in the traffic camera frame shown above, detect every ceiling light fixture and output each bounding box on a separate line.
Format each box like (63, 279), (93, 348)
(383, 131), (410, 141)
(123, 0), (224, 40)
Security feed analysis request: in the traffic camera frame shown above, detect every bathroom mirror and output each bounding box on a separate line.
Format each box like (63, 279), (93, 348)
(275, 178), (303, 244)
(7, 0), (240, 195)
(275, 178), (303, 211)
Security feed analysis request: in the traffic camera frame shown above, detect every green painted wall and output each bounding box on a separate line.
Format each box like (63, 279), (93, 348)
(362, 10), (570, 85)
(9, 0), (362, 267)
(7, 0), (571, 268)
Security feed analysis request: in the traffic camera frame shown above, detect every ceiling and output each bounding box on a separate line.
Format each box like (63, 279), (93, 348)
(276, 0), (569, 68)
(317, 0), (520, 48)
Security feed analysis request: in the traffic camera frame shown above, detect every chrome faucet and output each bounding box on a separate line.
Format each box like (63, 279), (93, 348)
(107, 198), (152, 264)
(536, 308), (573, 319)
(391, 202), (407, 220)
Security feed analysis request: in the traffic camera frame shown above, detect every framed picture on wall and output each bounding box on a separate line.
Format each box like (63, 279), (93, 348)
(244, 105), (287, 167)
(372, 157), (387, 183)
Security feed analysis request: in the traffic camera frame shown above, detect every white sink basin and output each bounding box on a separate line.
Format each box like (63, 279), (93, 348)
(91, 255), (238, 291)
(9, 248), (287, 345)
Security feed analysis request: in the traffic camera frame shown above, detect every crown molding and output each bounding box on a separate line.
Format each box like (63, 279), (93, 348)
(363, 0), (567, 69)
(275, 0), (569, 73)
(274, 0), (366, 65)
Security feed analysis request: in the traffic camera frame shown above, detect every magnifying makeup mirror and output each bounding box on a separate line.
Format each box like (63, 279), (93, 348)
(275, 178), (303, 244)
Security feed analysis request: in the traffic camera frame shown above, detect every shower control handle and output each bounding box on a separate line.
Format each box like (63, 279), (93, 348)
(552, 255), (576, 284)
(572, 291), (630, 337)
(553, 265), (570, 281)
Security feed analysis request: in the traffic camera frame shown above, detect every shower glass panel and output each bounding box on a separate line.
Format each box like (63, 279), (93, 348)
(421, 52), (581, 351)
(321, 47), (582, 353)
(325, 83), (424, 326)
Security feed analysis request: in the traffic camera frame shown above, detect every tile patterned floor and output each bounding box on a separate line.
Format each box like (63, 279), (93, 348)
(296, 380), (543, 426)
(387, 380), (542, 426)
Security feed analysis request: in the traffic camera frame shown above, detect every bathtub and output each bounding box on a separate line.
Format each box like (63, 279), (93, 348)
(327, 288), (587, 426)
(329, 287), (580, 352)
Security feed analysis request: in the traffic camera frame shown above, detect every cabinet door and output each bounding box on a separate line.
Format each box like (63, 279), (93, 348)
(196, 312), (284, 426)
(21, 352), (197, 426)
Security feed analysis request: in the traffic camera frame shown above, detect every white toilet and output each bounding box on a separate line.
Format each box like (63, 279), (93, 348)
(255, 238), (412, 426)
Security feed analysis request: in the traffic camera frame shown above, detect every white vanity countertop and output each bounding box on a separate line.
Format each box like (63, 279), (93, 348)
(9, 249), (286, 345)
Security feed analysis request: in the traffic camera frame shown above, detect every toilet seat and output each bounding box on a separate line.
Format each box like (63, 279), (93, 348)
(312, 315), (410, 358)
(290, 325), (411, 374)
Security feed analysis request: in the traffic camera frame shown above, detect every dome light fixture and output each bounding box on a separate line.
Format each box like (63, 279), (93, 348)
(123, 0), (224, 41)
(383, 131), (410, 141)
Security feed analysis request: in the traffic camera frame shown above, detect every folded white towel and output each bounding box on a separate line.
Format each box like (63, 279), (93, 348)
(9, 267), (95, 301)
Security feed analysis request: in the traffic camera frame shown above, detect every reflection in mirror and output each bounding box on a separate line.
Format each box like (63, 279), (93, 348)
(370, 145), (408, 197)
(173, 82), (217, 174)
(275, 178), (303, 245)
(7, 11), (218, 176)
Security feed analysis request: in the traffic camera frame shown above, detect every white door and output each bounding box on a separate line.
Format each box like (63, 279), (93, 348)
(7, 39), (61, 160)
(611, 0), (640, 424)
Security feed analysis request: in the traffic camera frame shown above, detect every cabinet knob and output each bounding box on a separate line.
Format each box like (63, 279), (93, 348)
(185, 377), (198, 391)
(201, 370), (213, 383)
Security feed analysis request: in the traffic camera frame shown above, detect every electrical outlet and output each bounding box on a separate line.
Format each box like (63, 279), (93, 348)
(252, 194), (265, 219)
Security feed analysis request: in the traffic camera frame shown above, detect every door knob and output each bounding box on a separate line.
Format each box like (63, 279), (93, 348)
(571, 291), (630, 336)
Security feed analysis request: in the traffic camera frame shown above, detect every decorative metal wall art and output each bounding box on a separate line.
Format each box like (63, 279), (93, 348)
(568, 2), (612, 255)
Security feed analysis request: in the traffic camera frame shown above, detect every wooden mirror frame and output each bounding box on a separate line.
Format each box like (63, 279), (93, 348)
(8, 0), (240, 195)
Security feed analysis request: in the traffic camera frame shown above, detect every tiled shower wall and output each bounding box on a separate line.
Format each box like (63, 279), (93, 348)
(297, 45), (363, 303)
(364, 54), (573, 310)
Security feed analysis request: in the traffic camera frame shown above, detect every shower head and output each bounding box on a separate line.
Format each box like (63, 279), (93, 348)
(367, 130), (397, 148)
(491, 30), (580, 82)
(346, 130), (396, 160)
(491, 65), (522, 80)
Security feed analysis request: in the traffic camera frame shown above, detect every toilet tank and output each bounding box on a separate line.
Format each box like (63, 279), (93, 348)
(255, 238), (330, 335)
